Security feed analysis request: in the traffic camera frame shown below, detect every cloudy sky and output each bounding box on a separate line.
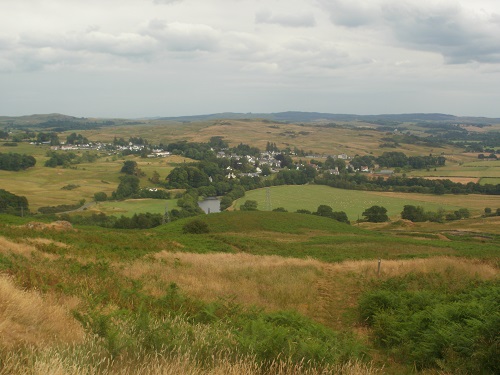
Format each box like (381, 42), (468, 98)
(1, 0), (500, 118)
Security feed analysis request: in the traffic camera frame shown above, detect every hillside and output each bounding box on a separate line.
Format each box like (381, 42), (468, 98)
(1, 211), (499, 374)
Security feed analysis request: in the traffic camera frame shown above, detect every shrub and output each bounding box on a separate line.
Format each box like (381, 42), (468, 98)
(359, 278), (500, 373)
(94, 192), (108, 202)
(182, 219), (210, 234)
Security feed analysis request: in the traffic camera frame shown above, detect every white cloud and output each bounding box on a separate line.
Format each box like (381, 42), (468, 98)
(255, 10), (316, 27)
(154, 0), (183, 4)
(144, 20), (220, 52)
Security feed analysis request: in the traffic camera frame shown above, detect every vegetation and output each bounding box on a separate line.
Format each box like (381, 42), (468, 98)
(0, 189), (29, 215)
(1, 114), (500, 374)
(362, 206), (388, 223)
(182, 219), (210, 234)
(1, 209), (499, 374)
(0, 152), (36, 171)
(359, 276), (499, 374)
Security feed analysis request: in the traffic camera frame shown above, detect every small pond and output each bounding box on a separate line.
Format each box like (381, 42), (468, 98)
(198, 197), (221, 214)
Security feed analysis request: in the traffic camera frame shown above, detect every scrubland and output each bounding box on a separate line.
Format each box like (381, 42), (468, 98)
(0, 211), (498, 374)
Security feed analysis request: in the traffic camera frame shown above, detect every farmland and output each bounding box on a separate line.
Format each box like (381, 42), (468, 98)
(1, 114), (500, 374)
(0, 142), (189, 211)
(234, 185), (500, 219)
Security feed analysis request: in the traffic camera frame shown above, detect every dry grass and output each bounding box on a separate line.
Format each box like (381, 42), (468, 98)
(0, 344), (382, 375)
(327, 256), (498, 280)
(25, 237), (70, 249)
(122, 252), (498, 331)
(0, 236), (59, 260)
(123, 252), (324, 316)
(0, 275), (84, 348)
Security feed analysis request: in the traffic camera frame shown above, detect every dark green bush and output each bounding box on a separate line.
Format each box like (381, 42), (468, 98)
(182, 219), (210, 234)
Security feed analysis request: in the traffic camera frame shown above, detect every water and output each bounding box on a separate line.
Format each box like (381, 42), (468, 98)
(198, 198), (221, 214)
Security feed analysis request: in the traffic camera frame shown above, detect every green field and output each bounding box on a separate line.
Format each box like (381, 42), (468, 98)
(480, 177), (500, 185)
(410, 159), (500, 179)
(0, 144), (186, 211)
(94, 199), (178, 217)
(235, 185), (500, 220)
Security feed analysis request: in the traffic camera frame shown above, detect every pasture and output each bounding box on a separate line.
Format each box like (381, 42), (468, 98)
(0, 144), (185, 211)
(234, 185), (500, 219)
(94, 198), (177, 217)
(410, 159), (500, 179)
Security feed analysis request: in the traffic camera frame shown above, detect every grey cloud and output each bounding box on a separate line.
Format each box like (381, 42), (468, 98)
(144, 20), (220, 52)
(319, 0), (500, 64)
(382, 2), (500, 63)
(317, 0), (376, 27)
(255, 10), (316, 28)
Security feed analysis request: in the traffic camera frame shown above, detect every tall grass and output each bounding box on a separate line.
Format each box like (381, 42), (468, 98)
(0, 275), (84, 347)
(0, 343), (382, 375)
(123, 252), (323, 315)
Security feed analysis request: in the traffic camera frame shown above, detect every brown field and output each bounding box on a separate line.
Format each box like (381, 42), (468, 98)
(121, 252), (498, 329)
(74, 119), (464, 157)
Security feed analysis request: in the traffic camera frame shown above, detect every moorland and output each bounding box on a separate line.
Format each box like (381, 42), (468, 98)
(0, 112), (499, 374)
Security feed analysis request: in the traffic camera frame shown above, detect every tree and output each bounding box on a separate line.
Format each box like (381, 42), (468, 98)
(114, 175), (140, 199)
(272, 207), (288, 212)
(120, 160), (142, 176)
(240, 200), (258, 211)
(182, 219), (210, 234)
(315, 205), (333, 217)
(94, 192), (108, 202)
(149, 170), (161, 184)
(401, 205), (426, 222)
(0, 189), (29, 215)
(261, 164), (272, 176)
(362, 205), (389, 222)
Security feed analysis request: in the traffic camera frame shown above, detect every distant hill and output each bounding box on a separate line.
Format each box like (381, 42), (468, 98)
(1, 112), (499, 129)
(158, 111), (500, 125)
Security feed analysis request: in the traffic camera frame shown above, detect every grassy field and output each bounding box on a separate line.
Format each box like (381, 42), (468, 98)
(0, 144), (189, 211)
(233, 185), (500, 219)
(409, 159), (500, 179)
(94, 198), (178, 217)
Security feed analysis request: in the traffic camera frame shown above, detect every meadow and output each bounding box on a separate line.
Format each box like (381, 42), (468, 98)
(0, 143), (188, 211)
(94, 198), (178, 217)
(409, 159), (500, 180)
(233, 185), (500, 219)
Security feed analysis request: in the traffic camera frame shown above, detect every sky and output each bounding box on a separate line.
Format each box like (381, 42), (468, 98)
(1, 0), (500, 118)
